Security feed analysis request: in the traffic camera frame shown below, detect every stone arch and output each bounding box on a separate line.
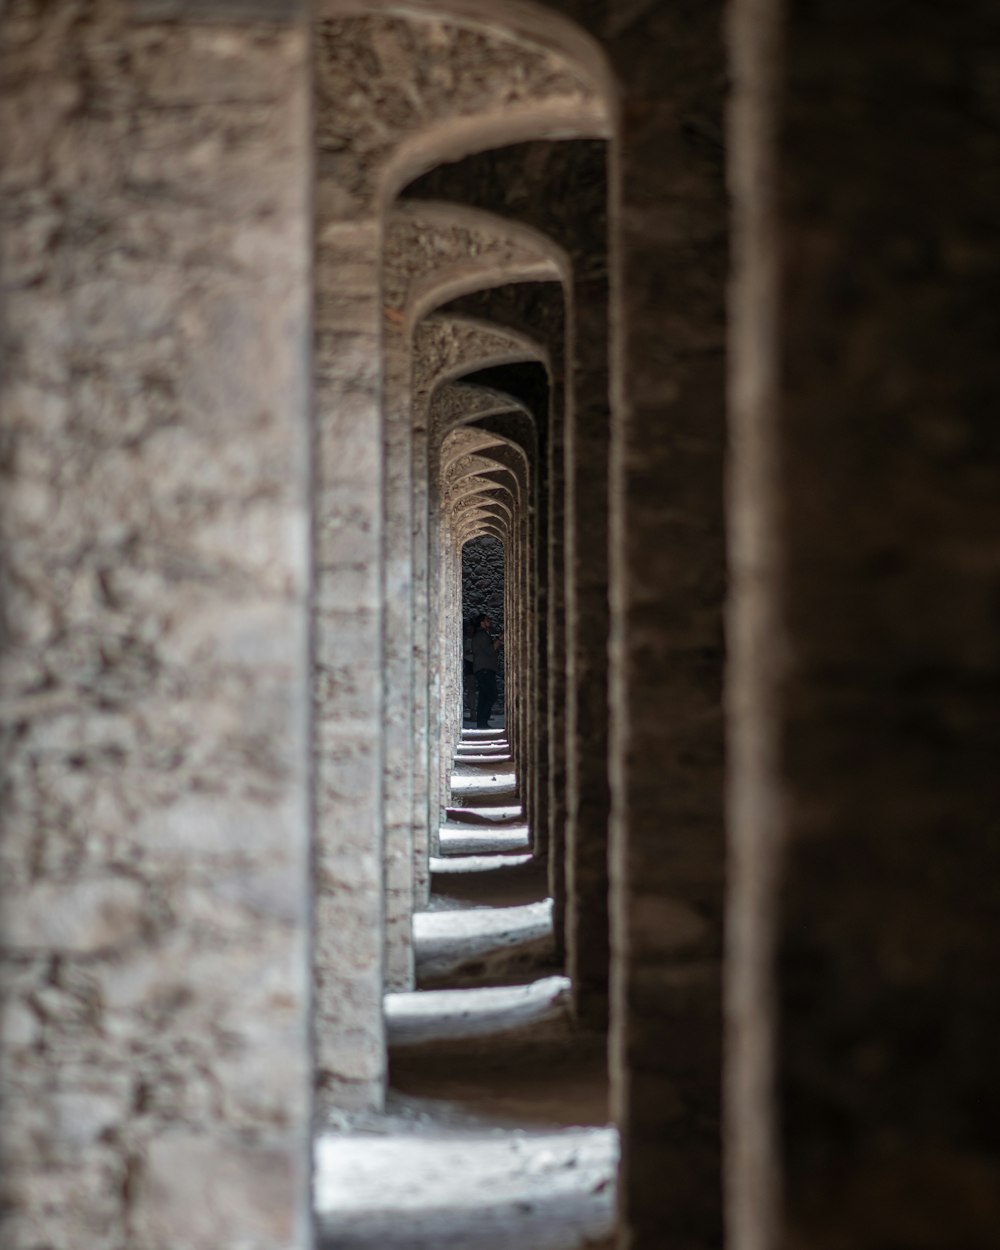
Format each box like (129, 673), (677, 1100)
(417, 316), (547, 844)
(312, 0), (733, 1237)
(445, 426), (534, 788)
(382, 99), (610, 201)
(317, 0), (619, 115)
(310, 0), (612, 1114)
(312, 10), (606, 218)
(398, 206), (570, 334)
(399, 137), (609, 1007)
(381, 203), (564, 986)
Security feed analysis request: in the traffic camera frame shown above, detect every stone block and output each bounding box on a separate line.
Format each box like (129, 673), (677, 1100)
(1, 878), (146, 955)
(133, 1133), (301, 1250)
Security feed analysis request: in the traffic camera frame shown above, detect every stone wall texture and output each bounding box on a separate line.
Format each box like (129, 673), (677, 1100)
(0, 5), (313, 1248)
(462, 534), (505, 706)
(728, 3), (1000, 1248)
(462, 535), (505, 632)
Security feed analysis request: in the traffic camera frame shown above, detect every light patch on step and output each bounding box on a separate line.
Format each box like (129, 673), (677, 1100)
(443, 805), (525, 824)
(414, 900), (553, 979)
(430, 853), (533, 874)
(315, 1124), (617, 1249)
(415, 900), (552, 946)
(437, 829), (531, 856)
(451, 771), (517, 792)
(385, 975), (570, 1045)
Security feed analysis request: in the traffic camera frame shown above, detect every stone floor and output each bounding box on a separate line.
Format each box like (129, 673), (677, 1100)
(315, 729), (617, 1249)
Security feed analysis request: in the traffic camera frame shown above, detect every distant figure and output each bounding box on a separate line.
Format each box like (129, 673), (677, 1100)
(462, 618), (477, 722)
(471, 612), (502, 728)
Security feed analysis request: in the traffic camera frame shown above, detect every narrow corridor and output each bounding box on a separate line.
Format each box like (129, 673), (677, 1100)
(4, 8), (998, 1249)
(315, 730), (617, 1250)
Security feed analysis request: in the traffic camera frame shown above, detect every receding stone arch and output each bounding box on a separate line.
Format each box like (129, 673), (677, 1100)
(416, 327), (548, 399)
(448, 427), (534, 793)
(311, 0), (608, 1113)
(403, 138), (611, 1017)
(416, 316), (548, 842)
(448, 472), (516, 512)
(425, 282), (571, 902)
(311, 0), (734, 1234)
(314, 12), (603, 219)
(408, 369), (540, 888)
(312, 0), (725, 1240)
(441, 428), (510, 464)
(386, 202), (568, 330)
(317, 0), (619, 119)
(433, 386), (536, 440)
(381, 204), (562, 989)
(440, 422), (532, 826)
(460, 511), (508, 534)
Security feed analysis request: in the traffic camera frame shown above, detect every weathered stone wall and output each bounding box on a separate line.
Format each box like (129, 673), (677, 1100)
(460, 510), (506, 707)
(556, 6), (728, 1246)
(0, 5), (313, 1248)
(462, 535), (505, 631)
(727, 3), (1000, 1248)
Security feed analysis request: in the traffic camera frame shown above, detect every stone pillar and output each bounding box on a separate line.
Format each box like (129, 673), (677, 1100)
(312, 222), (385, 1109)
(726, 4), (1000, 1249)
(565, 267), (613, 1029)
(0, 6), (313, 1248)
(533, 428), (552, 863)
(596, 5), (729, 1248)
(426, 447), (446, 832)
(412, 415), (433, 881)
(441, 525), (458, 770)
(451, 530), (464, 743)
(546, 375), (570, 957)
(382, 325), (415, 991)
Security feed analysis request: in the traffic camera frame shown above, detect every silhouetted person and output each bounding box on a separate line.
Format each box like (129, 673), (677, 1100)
(471, 612), (501, 728)
(462, 617), (478, 722)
